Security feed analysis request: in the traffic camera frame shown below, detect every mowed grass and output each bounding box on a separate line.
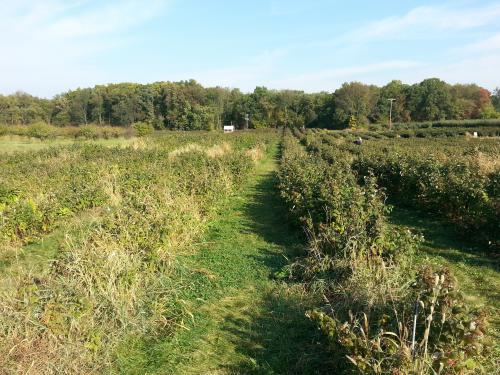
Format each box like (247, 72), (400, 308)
(389, 207), (500, 363)
(0, 135), (135, 153)
(115, 145), (331, 374)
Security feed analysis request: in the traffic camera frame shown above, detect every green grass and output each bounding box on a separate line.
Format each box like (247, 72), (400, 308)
(0, 209), (103, 293)
(114, 145), (332, 374)
(0, 135), (135, 153)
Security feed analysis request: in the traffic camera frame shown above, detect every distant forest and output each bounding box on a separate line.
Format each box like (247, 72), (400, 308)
(1, 79), (499, 130)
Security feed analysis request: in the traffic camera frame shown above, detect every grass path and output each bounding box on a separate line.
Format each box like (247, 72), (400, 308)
(126, 146), (330, 374)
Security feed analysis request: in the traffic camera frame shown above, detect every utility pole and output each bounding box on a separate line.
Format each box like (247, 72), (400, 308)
(388, 98), (395, 129)
(244, 113), (249, 130)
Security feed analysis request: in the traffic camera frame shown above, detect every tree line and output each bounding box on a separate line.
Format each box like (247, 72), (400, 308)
(1, 78), (499, 129)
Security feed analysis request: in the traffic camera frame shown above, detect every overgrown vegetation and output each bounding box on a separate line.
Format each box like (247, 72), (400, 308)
(1, 124), (498, 374)
(0, 130), (276, 373)
(0, 122), (135, 139)
(277, 129), (496, 373)
(303, 131), (499, 250)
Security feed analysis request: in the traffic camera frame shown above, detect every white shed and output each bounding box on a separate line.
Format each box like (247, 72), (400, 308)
(223, 125), (235, 133)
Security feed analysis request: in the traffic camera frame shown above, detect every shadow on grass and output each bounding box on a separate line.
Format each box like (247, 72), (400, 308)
(389, 206), (499, 273)
(220, 289), (333, 375)
(240, 166), (305, 271)
(221, 157), (332, 374)
(116, 154), (334, 374)
(388, 205), (500, 339)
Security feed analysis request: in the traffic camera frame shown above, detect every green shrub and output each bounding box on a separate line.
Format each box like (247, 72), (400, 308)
(278, 130), (492, 374)
(77, 125), (99, 139)
(26, 122), (56, 139)
(133, 122), (154, 137)
(308, 266), (489, 374)
(0, 130), (277, 373)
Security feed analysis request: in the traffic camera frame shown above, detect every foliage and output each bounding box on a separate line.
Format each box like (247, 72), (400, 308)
(0, 130), (275, 373)
(308, 266), (489, 374)
(277, 130), (492, 374)
(133, 121), (154, 137)
(0, 123), (135, 139)
(349, 137), (500, 250)
(1, 79), (497, 131)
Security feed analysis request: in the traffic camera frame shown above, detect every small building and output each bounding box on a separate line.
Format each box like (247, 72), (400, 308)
(223, 125), (235, 133)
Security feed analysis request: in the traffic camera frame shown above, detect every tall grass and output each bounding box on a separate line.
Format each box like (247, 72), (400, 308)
(0, 131), (274, 373)
(0, 123), (135, 140)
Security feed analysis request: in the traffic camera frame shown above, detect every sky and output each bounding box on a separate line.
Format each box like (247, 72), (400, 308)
(1, 0), (500, 98)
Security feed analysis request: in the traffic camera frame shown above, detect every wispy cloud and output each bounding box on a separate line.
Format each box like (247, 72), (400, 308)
(458, 32), (500, 54)
(311, 2), (500, 48)
(183, 49), (289, 91)
(1, 1), (499, 96)
(268, 60), (424, 92)
(0, 0), (170, 96)
(46, 1), (167, 38)
(268, 2), (500, 91)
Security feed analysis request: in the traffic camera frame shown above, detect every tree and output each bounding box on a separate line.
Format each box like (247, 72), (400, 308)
(492, 88), (500, 112)
(89, 87), (105, 124)
(374, 80), (410, 124)
(407, 78), (454, 121)
(309, 92), (335, 129)
(0, 78), (496, 129)
(479, 103), (500, 119)
(69, 88), (92, 124)
(333, 82), (379, 128)
(451, 84), (492, 119)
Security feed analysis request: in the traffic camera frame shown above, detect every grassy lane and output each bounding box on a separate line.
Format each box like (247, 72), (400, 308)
(120, 145), (330, 374)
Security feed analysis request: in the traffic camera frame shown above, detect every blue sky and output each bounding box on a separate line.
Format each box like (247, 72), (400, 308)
(1, 0), (500, 97)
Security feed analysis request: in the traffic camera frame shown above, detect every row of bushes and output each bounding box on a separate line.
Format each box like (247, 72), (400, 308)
(0, 130), (278, 255)
(376, 119), (500, 130)
(302, 131), (500, 250)
(0, 131), (274, 373)
(316, 126), (500, 141)
(278, 130), (490, 374)
(354, 150), (499, 250)
(0, 123), (146, 140)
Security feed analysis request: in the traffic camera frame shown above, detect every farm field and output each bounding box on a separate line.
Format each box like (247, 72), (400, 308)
(0, 129), (291, 373)
(0, 135), (136, 153)
(279, 128), (499, 373)
(3, 1), (500, 373)
(0, 127), (499, 374)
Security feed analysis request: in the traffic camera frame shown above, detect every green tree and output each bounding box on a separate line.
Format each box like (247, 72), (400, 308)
(374, 80), (410, 124)
(333, 82), (379, 128)
(407, 78), (454, 121)
(491, 88), (500, 112)
(69, 88), (92, 124)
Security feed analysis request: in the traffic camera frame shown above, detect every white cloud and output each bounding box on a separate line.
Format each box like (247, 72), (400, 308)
(1, 1), (499, 96)
(458, 32), (500, 54)
(271, 2), (500, 91)
(181, 49), (289, 91)
(311, 3), (500, 48)
(0, 0), (170, 97)
(267, 60), (424, 92)
(403, 54), (500, 90)
(46, 1), (167, 38)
